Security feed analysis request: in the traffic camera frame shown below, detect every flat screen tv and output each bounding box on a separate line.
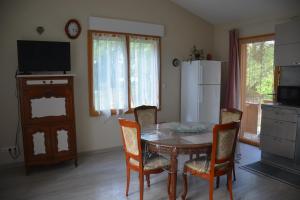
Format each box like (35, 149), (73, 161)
(17, 40), (70, 72)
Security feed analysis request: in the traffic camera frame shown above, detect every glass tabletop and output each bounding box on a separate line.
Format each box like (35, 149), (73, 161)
(141, 122), (214, 146)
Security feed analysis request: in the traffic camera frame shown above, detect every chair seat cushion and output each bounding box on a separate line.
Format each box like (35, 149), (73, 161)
(130, 155), (169, 171)
(185, 156), (229, 174)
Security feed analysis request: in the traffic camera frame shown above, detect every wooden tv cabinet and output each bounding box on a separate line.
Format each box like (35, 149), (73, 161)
(17, 74), (77, 174)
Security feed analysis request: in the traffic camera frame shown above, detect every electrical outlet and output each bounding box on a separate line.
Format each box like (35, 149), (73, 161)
(0, 146), (15, 153)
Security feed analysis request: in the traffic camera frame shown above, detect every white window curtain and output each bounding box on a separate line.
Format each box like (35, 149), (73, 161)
(130, 36), (160, 108)
(92, 32), (128, 117)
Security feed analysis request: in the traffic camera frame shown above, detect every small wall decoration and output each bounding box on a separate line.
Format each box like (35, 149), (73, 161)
(172, 58), (181, 67)
(36, 26), (45, 35)
(65, 19), (81, 39)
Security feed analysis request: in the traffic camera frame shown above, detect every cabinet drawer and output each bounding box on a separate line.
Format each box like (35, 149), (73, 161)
(20, 77), (73, 90)
(260, 118), (297, 141)
(262, 107), (297, 122)
(261, 135), (295, 159)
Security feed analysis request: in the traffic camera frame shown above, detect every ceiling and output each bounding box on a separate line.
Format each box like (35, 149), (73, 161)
(171, 0), (300, 25)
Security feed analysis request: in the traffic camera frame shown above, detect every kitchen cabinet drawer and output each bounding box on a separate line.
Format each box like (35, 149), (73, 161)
(261, 135), (295, 159)
(262, 107), (297, 122)
(260, 118), (297, 141)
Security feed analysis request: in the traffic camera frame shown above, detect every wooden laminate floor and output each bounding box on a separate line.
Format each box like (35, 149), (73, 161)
(1, 143), (300, 200)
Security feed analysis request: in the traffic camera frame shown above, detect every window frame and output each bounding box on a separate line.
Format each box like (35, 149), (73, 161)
(87, 30), (162, 116)
(239, 33), (278, 104)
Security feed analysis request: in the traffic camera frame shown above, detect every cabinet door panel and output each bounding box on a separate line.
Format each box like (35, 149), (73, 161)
(51, 124), (76, 161)
(23, 126), (52, 162)
(22, 86), (74, 124)
(261, 118), (297, 141)
(275, 20), (300, 45)
(274, 43), (300, 66)
(261, 135), (295, 159)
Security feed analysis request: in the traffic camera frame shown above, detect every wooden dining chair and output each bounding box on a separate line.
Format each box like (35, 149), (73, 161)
(118, 118), (170, 200)
(134, 105), (160, 185)
(134, 105), (157, 128)
(220, 108), (243, 125)
(181, 121), (240, 200)
(217, 108), (243, 187)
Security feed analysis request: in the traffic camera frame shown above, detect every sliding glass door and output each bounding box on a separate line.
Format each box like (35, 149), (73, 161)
(239, 34), (278, 146)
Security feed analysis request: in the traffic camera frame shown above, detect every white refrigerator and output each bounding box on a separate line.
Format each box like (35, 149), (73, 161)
(180, 60), (222, 124)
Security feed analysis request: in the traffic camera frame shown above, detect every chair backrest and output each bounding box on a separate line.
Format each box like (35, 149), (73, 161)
(210, 122), (240, 173)
(134, 105), (157, 128)
(118, 119), (142, 162)
(220, 108), (243, 124)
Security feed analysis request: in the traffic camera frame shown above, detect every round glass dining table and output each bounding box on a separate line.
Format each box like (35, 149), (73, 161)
(141, 122), (213, 200)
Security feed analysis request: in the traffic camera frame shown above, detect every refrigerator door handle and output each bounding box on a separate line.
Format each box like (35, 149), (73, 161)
(198, 86), (203, 103)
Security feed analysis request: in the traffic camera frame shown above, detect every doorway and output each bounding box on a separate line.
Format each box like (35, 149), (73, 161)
(239, 34), (278, 146)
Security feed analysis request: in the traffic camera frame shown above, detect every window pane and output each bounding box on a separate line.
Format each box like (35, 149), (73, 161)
(92, 33), (128, 112)
(245, 40), (274, 104)
(129, 36), (160, 108)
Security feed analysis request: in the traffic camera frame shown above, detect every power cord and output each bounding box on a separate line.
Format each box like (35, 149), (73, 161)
(8, 70), (22, 159)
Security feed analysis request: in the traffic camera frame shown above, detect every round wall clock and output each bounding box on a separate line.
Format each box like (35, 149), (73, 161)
(65, 19), (81, 39)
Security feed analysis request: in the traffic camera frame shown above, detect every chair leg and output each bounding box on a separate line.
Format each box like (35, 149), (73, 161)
(139, 173), (144, 200)
(167, 173), (171, 195)
(233, 164), (236, 181)
(181, 169), (188, 200)
(189, 154), (193, 160)
(227, 172), (233, 200)
(209, 178), (214, 200)
(146, 174), (150, 187)
(126, 167), (130, 196)
(216, 176), (220, 188)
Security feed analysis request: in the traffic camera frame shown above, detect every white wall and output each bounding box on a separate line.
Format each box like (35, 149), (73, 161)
(0, 0), (213, 165)
(212, 18), (293, 104)
(213, 18), (291, 61)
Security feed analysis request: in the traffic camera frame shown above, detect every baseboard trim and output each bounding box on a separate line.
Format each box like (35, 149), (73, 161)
(0, 161), (23, 170)
(78, 146), (123, 157)
(239, 136), (260, 147)
(0, 146), (123, 169)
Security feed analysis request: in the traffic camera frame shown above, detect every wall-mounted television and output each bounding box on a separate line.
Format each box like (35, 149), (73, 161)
(17, 40), (70, 72)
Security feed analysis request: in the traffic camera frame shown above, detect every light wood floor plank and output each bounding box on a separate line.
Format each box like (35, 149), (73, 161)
(1, 143), (300, 200)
